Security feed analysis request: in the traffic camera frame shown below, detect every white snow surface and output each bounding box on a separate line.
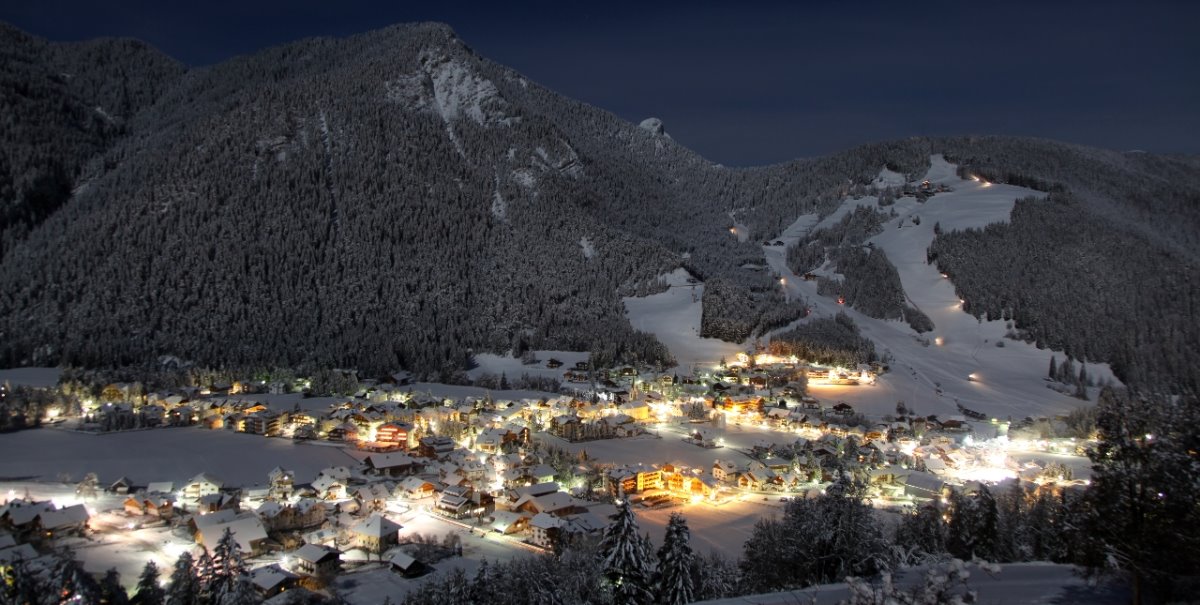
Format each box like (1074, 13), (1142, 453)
(694, 562), (1124, 605)
(639, 117), (666, 136)
(466, 350), (591, 383)
(0, 427), (358, 485)
(425, 57), (508, 126)
(623, 269), (744, 369)
(0, 367), (61, 388)
(871, 165), (907, 188)
(759, 155), (1119, 421)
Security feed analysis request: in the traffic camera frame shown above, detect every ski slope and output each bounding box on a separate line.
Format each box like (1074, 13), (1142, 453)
(623, 268), (744, 369)
(761, 156), (1118, 421)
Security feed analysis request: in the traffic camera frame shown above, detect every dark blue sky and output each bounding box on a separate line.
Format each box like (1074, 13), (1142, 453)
(4, 0), (1197, 166)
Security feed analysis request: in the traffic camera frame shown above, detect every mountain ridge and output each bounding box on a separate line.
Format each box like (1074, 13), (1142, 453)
(0, 20), (1196, 391)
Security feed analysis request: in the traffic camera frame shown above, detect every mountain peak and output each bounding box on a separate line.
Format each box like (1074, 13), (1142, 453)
(639, 117), (667, 136)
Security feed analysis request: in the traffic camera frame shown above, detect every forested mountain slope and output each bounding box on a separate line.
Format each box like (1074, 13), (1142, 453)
(0, 22), (184, 258)
(0, 22), (1195, 391)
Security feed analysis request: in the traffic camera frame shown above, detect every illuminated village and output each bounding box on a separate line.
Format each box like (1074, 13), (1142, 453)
(0, 348), (1091, 600)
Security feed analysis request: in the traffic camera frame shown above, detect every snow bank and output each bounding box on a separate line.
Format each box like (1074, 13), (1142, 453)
(0, 428), (359, 486)
(0, 367), (61, 388)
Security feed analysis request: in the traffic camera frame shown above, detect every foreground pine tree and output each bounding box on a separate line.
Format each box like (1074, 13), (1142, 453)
(133, 561), (166, 605)
(166, 551), (201, 605)
(600, 499), (655, 605)
(655, 513), (695, 605)
(101, 568), (131, 605)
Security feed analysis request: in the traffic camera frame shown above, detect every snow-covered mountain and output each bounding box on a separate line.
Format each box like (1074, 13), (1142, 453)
(0, 21), (1196, 392)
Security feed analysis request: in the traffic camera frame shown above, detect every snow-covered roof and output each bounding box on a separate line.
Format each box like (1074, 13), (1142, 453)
(147, 481), (174, 494)
(188, 472), (223, 487)
(293, 543), (340, 565)
(38, 504), (89, 529)
(351, 514), (402, 538)
(366, 453), (416, 469)
(196, 512), (268, 552)
(529, 512), (562, 530)
(251, 565), (297, 591)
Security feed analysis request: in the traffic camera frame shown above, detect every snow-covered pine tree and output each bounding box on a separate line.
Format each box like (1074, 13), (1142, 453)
(599, 499), (655, 605)
(101, 568), (131, 605)
(946, 485), (999, 561)
(167, 551), (201, 605)
(57, 557), (102, 604)
(1085, 387), (1200, 603)
(133, 561), (166, 605)
(655, 512), (695, 605)
(210, 528), (250, 604)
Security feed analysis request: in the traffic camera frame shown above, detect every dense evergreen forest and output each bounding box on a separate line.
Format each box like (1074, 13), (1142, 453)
(0, 21), (1196, 392)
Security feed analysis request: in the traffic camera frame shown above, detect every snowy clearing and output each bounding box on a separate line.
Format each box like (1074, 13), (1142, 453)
(0, 427), (359, 485)
(694, 562), (1126, 605)
(623, 269), (744, 369)
(0, 366), (61, 387)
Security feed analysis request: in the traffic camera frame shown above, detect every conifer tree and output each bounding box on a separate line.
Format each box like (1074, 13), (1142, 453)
(101, 568), (131, 605)
(167, 551), (200, 605)
(133, 561), (166, 605)
(655, 513), (695, 605)
(600, 499), (655, 605)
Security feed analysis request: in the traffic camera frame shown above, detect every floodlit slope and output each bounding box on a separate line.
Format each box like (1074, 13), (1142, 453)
(764, 157), (1118, 420)
(623, 269), (744, 369)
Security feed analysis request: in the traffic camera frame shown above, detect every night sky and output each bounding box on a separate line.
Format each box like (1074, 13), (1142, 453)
(3, 0), (1197, 166)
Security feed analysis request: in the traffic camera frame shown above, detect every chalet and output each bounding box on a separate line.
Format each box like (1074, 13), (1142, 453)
(902, 472), (948, 501)
(182, 473), (224, 501)
(311, 474), (349, 501)
(396, 477), (437, 499)
(126, 496), (174, 519)
(350, 514), (402, 554)
(712, 460), (741, 482)
(290, 543), (341, 578)
(250, 565), (297, 598)
(474, 427), (515, 453)
(124, 496), (145, 516)
(545, 358), (563, 369)
(417, 436), (456, 459)
(326, 422), (358, 442)
(528, 512), (562, 549)
(353, 483), (393, 513)
(606, 468), (663, 498)
(365, 453), (419, 477)
(108, 477), (135, 494)
(832, 402), (855, 416)
(192, 511), (269, 556)
(435, 485), (476, 518)
(374, 422), (410, 447)
(242, 411), (282, 436)
(388, 551), (428, 578)
(268, 467), (295, 500)
(37, 504), (90, 538)
(257, 499), (326, 531)
(489, 510), (529, 535)
(517, 492), (583, 517)
(197, 492), (239, 513)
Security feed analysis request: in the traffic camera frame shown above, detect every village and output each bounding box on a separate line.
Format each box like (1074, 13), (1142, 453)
(0, 351), (1091, 602)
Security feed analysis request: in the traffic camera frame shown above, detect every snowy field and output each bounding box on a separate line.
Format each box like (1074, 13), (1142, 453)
(694, 562), (1128, 605)
(0, 366), (61, 387)
(0, 427), (359, 486)
(466, 350), (590, 382)
(624, 268), (744, 369)
(636, 498), (778, 556)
